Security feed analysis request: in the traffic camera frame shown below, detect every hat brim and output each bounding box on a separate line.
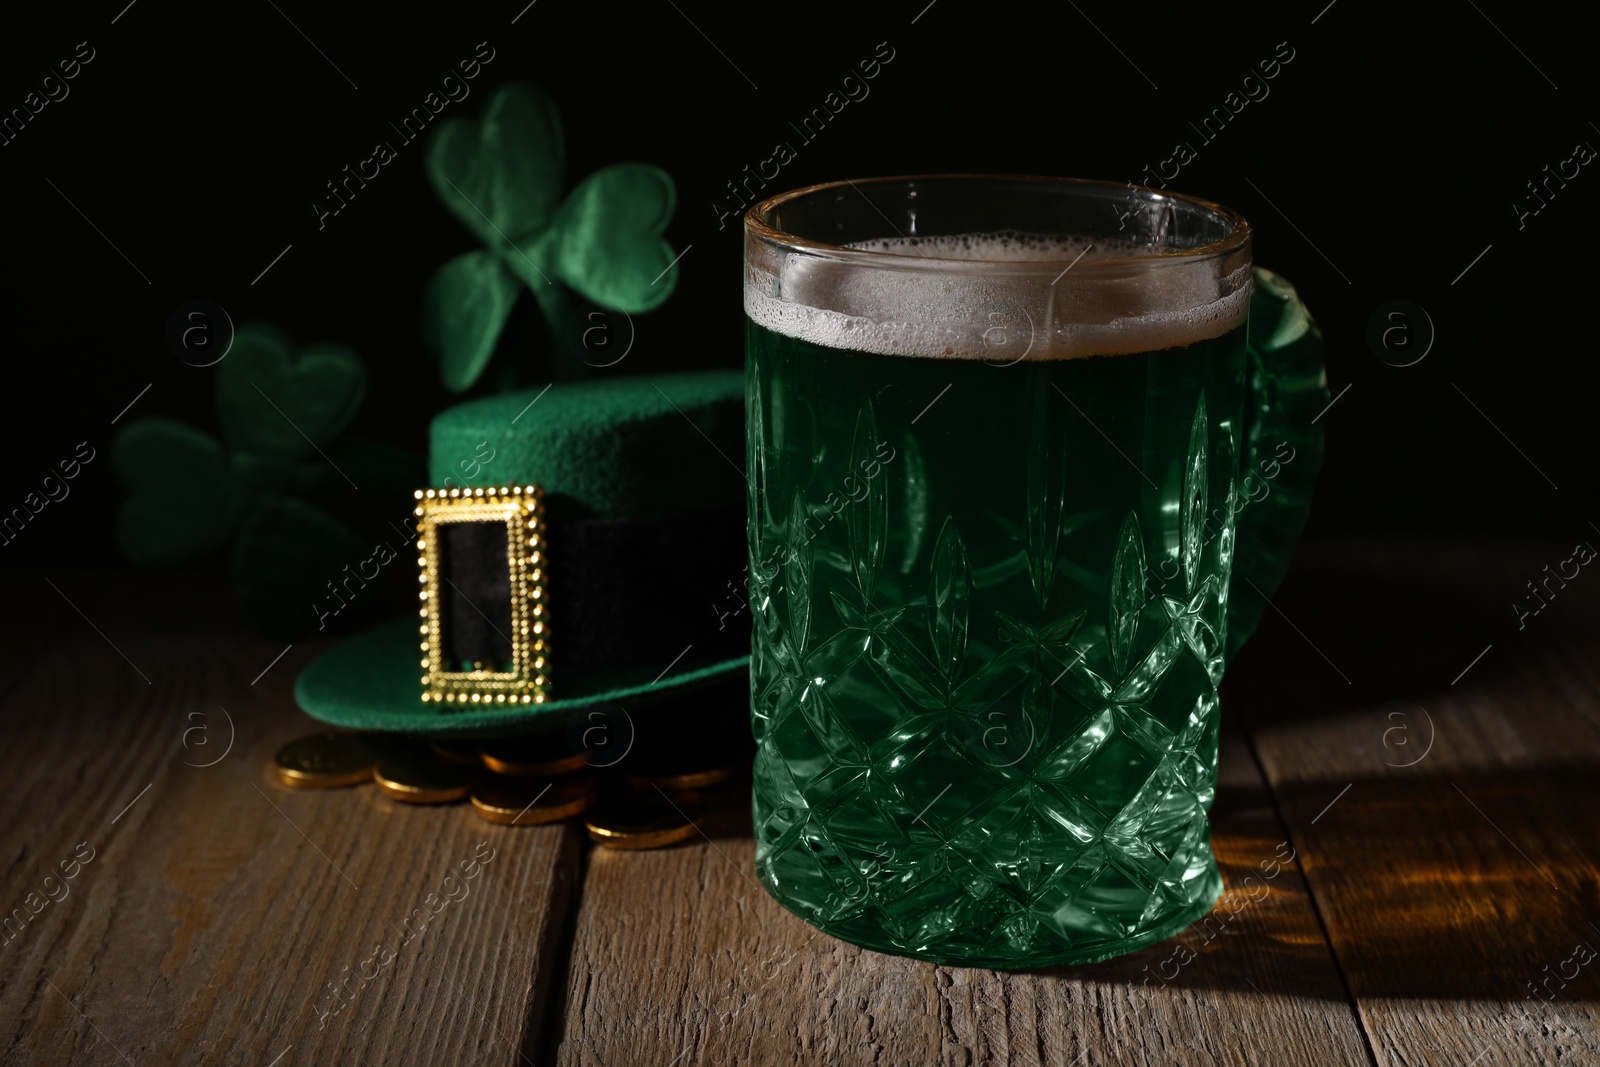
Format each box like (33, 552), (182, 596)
(294, 616), (749, 738)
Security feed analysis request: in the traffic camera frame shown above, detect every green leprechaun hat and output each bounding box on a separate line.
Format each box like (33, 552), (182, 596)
(294, 370), (749, 737)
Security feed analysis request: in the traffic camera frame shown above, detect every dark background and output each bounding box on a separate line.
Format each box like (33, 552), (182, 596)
(1, 0), (1589, 582)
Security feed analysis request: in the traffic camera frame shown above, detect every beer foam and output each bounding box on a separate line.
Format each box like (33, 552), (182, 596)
(745, 231), (1251, 359)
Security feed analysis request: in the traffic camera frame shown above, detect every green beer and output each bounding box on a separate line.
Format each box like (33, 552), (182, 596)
(744, 178), (1319, 968)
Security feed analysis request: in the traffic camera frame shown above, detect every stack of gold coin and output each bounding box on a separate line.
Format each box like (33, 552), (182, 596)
(618, 735), (739, 803)
(467, 730), (594, 826)
(584, 787), (706, 850)
(375, 743), (474, 804)
(623, 763), (734, 794)
(428, 738), (483, 768)
(589, 735), (741, 850)
(478, 733), (589, 777)
(274, 732), (383, 789)
(470, 778), (596, 826)
(269, 725), (741, 849)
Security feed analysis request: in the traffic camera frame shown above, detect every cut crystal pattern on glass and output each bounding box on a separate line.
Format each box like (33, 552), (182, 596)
(748, 320), (1246, 968)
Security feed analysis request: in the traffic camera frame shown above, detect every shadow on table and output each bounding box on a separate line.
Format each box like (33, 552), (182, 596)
(1220, 538), (1594, 733)
(1226, 544), (1491, 729)
(984, 766), (1600, 1003)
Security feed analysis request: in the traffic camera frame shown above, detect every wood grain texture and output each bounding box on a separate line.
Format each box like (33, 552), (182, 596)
(552, 735), (1369, 1067)
(9, 542), (1592, 1067)
(1238, 541), (1600, 1067)
(0, 574), (579, 1067)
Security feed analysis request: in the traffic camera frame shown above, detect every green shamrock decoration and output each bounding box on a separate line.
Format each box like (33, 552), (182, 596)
(423, 82), (681, 391)
(113, 323), (423, 636)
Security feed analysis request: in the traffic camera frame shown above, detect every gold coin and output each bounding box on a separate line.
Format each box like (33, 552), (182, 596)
(623, 765), (734, 792)
(429, 738), (482, 768)
(585, 790), (703, 850)
(470, 778), (596, 826)
(479, 732), (588, 777)
(274, 732), (379, 788)
(374, 747), (471, 804)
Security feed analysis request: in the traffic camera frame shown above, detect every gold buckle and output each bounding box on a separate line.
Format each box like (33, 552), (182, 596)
(414, 485), (550, 707)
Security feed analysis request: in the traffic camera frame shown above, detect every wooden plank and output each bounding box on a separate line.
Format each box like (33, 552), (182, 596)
(1241, 541), (1600, 1067)
(0, 574), (579, 1067)
(552, 733), (1368, 1066)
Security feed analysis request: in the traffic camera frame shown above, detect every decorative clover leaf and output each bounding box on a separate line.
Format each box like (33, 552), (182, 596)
(423, 82), (681, 392)
(427, 82), (565, 245)
(529, 162), (680, 308)
(113, 418), (244, 567)
(217, 323), (365, 460)
(113, 322), (420, 638)
(423, 250), (524, 394)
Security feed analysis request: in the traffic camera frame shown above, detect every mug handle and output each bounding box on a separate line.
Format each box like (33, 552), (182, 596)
(1225, 267), (1329, 664)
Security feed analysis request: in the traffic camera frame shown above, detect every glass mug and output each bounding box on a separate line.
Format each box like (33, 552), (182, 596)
(743, 176), (1326, 968)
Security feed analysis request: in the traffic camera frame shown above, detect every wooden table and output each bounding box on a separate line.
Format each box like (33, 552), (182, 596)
(3, 541), (1596, 1066)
